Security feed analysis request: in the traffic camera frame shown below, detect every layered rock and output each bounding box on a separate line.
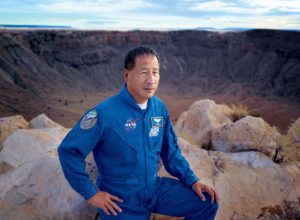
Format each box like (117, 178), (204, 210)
(1, 29), (300, 132)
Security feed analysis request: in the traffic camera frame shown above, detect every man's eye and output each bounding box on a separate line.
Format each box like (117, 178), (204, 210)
(141, 71), (147, 74)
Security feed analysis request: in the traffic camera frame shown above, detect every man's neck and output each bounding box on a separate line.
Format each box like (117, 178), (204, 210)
(137, 101), (148, 110)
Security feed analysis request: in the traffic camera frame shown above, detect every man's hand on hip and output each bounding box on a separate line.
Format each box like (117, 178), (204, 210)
(87, 191), (123, 216)
(192, 181), (219, 204)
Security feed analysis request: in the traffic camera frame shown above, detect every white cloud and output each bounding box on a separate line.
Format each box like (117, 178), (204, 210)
(192, 1), (235, 10)
(190, 0), (300, 15)
(209, 17), (240, 23)
(242, 0), (300, 12)
(70, 12), (300, 30)
(0, 0), (299, 30)
(81, 14), (198, 30)
(37, 0), (155, 14)
(209, 14), (300, 29)
(286, 22), (300, 27)
(190, 1), (269, 14)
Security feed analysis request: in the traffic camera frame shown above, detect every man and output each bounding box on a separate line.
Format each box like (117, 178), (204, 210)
(58, 46), (219, 219)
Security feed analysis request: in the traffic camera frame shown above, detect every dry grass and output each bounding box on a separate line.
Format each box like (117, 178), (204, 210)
(294, 123), (300, 138)
(228, 104), (251, 122)
(283, 143), (300, 163)
(275, 134), (300, 163)
(278, 119), (300, 163)
(289, 119), (300, 142)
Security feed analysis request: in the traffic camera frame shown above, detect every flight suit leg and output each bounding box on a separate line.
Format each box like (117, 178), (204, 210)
(98, 190), (151, 220)
(148, 177), (218, 220)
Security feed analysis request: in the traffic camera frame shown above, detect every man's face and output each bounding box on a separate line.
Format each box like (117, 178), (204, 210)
(124, 54), (160, 104)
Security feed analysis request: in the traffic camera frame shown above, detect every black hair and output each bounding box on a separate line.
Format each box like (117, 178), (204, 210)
(124, 46), (160, 70)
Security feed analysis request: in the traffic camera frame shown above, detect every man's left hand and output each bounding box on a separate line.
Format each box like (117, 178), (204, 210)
(192, 181), (219, 203)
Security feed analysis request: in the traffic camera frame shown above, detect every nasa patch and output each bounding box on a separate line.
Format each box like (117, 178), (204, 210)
(151, 117), (163, 128)
(80, 110), (97, 129)
(124, 118), (138, 130)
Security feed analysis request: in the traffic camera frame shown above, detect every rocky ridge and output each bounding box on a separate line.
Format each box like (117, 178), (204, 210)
(1, 29), (300, 131)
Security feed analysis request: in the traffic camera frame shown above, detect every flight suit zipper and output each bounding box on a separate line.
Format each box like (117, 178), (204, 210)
(142, 109), (148, 185)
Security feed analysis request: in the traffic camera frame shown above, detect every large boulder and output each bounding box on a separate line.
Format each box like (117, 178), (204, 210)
(212, 116), (280, 158)
(175, 99), (232, 146)
(157, 138), (300, 220)
(0, 127), (68, 168)
(0, 116), (98, 219)
(0, 115), (29, 143)
(0, 154), (97, 220)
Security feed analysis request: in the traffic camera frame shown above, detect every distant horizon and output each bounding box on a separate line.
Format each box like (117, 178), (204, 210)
(1, 24), (300, 32)
(1, 0), (300, 30)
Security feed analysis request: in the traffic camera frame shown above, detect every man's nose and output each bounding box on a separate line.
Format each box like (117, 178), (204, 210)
(146, 73), (154, 84)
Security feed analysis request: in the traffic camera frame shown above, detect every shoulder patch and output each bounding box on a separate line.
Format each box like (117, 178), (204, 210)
(80, 110), (97, 129)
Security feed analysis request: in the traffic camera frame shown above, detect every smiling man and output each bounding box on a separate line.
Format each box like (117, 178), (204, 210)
(58, 46), (219, 219)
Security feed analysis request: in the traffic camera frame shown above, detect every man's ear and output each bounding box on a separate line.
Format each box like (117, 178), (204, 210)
(123, 69), (129, 82)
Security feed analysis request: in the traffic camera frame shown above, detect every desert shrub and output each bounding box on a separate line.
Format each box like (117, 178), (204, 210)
(229, 104), (251, 122)
(277, 119), (300, 163)
(289, 119), (300, 142)
(275, 134), (300, 163)
(294, 123), (300, 138)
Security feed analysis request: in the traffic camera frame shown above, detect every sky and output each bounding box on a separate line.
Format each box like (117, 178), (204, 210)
(0, 0), (300, 30)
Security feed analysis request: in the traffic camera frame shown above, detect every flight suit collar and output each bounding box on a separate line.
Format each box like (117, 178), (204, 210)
(120, 84), (152, 110)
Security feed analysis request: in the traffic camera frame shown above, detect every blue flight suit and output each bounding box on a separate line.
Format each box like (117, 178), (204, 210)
(58, 85), (218, 219)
